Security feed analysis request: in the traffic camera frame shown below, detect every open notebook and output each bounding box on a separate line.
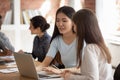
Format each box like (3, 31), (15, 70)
(13, 53), (64, 80)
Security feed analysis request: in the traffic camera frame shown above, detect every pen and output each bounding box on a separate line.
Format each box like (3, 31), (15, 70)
(51, 64), (62, 72)
(51, 64), (59, 69)
(51, 64), (81, 75)
(52, 64), (81, 75)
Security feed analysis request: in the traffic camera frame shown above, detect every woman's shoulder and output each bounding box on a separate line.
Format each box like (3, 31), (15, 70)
(84, 44), (100, 53)
(53, 35), (62, 41)
(0, 32), (5, 36)
(45, 32), (51, 37)
(51, 35), (62, 44)
(0, 32), (8, 40)
(85, 44), (98, 49)
(34, 35), (39, 40)
(83, 44), (101, 60)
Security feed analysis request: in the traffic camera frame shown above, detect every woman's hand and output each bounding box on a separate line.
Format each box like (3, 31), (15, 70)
(3, 49), (13, 56)
(42, 66), (63, 74)
(61, 70), (72, 80)
(18, 50), (24, 54)
(61, 70), (81, 80)
(36, 65), (43, 72)
(42, 66), (80, 80)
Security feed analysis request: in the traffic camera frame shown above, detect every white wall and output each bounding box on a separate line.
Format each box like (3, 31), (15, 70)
(96, 0), (120, 67)
(1, 25), (35, 52)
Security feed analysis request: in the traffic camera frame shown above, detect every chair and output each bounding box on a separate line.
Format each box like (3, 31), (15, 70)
(114, 63), (120, 80)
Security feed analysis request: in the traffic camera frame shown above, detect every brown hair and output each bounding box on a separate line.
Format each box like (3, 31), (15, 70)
(72, 9), (111, 67)
(0, 15), (2, 19)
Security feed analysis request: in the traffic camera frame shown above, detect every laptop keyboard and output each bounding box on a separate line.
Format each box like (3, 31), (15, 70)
(38, 74), (61, 79)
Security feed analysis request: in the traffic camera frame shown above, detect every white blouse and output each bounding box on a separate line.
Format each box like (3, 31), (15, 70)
(68, 44), (113, 80)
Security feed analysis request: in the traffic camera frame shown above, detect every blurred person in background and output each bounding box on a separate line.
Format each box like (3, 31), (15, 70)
(0, 14), (14, 56)
(18, 15), (51, 62)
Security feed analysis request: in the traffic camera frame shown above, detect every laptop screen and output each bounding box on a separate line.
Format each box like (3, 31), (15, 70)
(14, 53), (39, 79)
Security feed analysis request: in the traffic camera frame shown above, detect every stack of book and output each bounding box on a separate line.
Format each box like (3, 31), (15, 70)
(3, 9), (41, 24)
(22, 9), (41, 24)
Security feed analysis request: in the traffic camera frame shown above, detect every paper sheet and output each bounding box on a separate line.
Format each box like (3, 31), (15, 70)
(0, 68), (18, 73)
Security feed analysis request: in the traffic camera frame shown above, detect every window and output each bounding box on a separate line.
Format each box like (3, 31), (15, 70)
(96, 0), (120, 44)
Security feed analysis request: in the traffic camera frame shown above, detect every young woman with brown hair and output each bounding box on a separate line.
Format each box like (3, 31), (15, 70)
(63, 8), (113, 80)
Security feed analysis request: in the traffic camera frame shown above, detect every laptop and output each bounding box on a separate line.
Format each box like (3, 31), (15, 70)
(14, 53), (64, 80)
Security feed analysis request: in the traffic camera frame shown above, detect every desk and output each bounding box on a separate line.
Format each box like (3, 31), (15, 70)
(0, 61), (64, 80)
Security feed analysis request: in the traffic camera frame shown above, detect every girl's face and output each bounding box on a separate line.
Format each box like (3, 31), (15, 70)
(56, 12), (73, 35)
(29, 22), (41, 34)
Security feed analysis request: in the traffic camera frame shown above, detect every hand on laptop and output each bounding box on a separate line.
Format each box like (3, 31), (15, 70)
(61, 70), (73, 80)
(36, 65), (43, 72)
(2, 49), (13, 56)
(18, 50), (24, 54)
(42, 66), (63, 74)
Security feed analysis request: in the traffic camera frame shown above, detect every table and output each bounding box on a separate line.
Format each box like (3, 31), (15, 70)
(0, 61), (64, 80)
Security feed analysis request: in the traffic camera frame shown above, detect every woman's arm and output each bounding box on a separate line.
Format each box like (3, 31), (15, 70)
(1, 33), (14, 51)
(41, 56), (53, 67)
(0, 49), (12, 56)
(36, 56), (53, 71)
(62, 44), (99, 80)
(0, 51), (6, 56)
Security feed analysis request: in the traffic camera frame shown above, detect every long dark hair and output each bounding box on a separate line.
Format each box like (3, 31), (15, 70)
(0, 15), (2, 29)
(72, 9), (111, 67)
(50, 6), (75, 43)
(50, 6), (75, 68)
(0, 15), (2, 19)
